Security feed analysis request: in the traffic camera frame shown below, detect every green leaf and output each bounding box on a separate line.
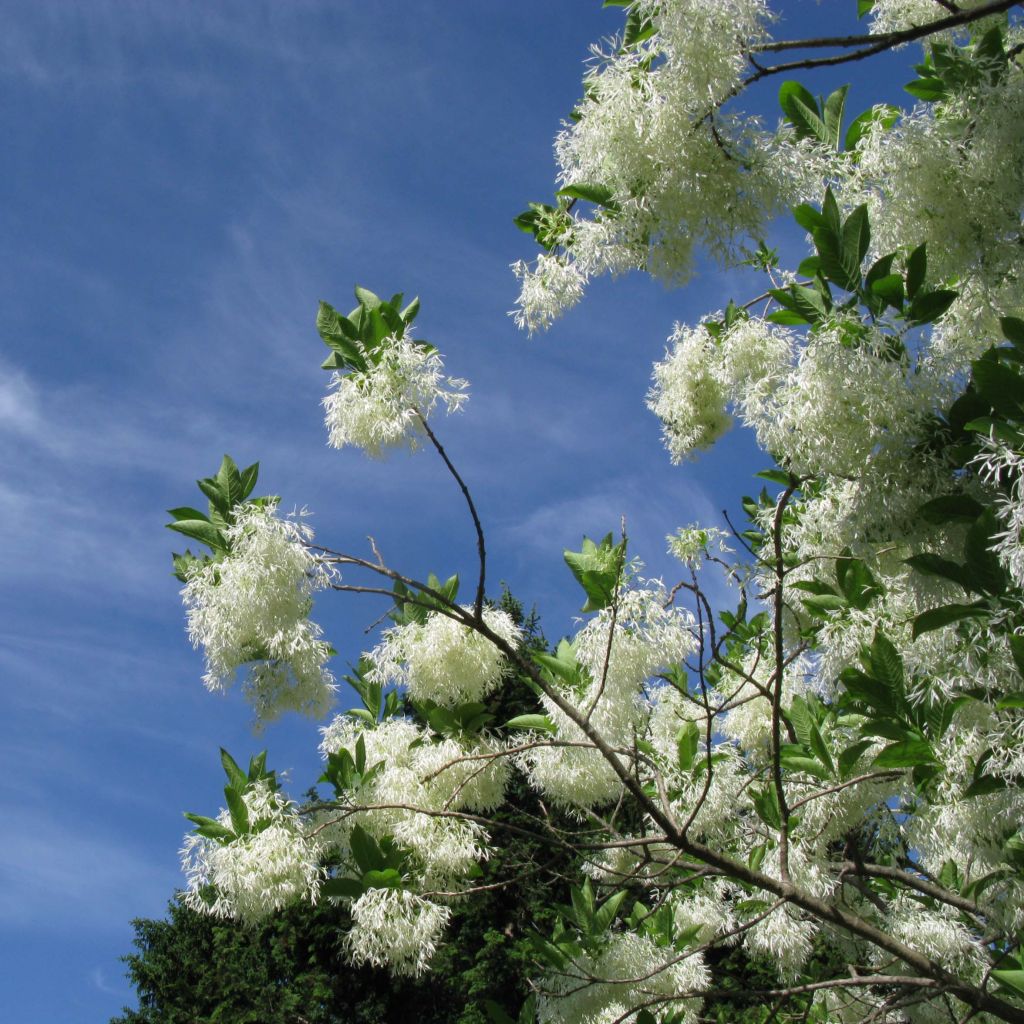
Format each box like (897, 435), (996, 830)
(766, 309), (810, 326)
(220, 749), (247, 791)
(905, 244), (927, 299)
(792, 202), (825, 233)
(353, 285), (382, 310)
(964, 774), (1007, 798)
(1001, 316), (1024, 347)
(912, 602), (989, 639)
(505, 714), (557, 734)
(869, 273), (904, 308)
(483, 1001), (518, 1024)
(322, 876), (366, 900)
(362, 868), (404, 889)
(905, 76), (947, 101)
(676, 721), (700, 772)
(593, 890), (628, 932)
(556, 183), (618, 209)
(753, 786), (782, 829)
(184, 813), (235, 842)
(779, 81), (828, 145)
(841, 204), (870, 282)
(166, 519), (227, 552)
(992, 970), (1024, 999)
(349, 824), (384, 874)
(807, 720), (836, 776)
(167, 506), (210, 523)
(822, 85), (849, 150)
(838, 739), (874, 778)
(906, 289), (958, 325)
(801, 593), (848, 616)
(964, 508), (1006, 595)
(837, 558), (880, 610)
(779, 748), (829, 779)
(223, 786), (249, 836)
(563, 533), (626, 612)
(756, 468), (794, 486)
(844, 103), (898, 151)
(1008, 635), (1024, 680)
(622, 8), (656, 47)
(972, 357), (1024, 419)
(874, 737), (935, 768)
(917, 494), (984, 525)
(905, 553), (973, 593)
(840, 668), (896, 715)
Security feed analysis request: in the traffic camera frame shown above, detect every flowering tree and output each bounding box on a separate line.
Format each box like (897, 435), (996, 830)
(166, 2), (1024, 1022)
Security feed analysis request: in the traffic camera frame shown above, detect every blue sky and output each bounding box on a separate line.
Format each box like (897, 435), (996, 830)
(0, 2), (911, 1019)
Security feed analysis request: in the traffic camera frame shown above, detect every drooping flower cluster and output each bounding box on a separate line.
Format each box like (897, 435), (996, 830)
(181, 503), (336, 722)
(512, 0), (833, 331)
(537, 930), (709, 1024)
(344, 888), (452, 978)
(518, 583), (696, 811)
(313, 712), (509, 974)
(181, 782), (322, 924)
(323, 335), (468, 457)
(368, 605), (519, 706)
(318, 716), (502, 880)
(870, 0), (996, 37)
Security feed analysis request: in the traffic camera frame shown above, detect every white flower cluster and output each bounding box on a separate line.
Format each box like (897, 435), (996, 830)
(323, 334), (468, 458)
(870, 0), (995, 37)
(647, 685), (751, 842)
(745, 905), (816, 982)
(667, 524), (734, 569)
(318, 715), (505, 883)
(511, 254), (585, 334)
(973, 439), (1024, 588)
(181, 503), (336, 723)
(181, 782), (322, 924)
(647, 324), (733, 459)
(314, 714), (511, 974)
(369, 606), (519, 706)
(519, 584), (696, 811)
(851, 69), (1024, 292)
(538, 930), (709, 1024)
(648, 314), (954, 478)
(512, 0), (818, 332)
(344, 887), (451, 978)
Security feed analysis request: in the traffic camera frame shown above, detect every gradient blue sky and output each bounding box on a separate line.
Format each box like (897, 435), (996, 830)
(0, 2), (910, 1020)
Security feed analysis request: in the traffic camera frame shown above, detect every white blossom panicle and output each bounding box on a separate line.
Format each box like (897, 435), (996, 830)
(317, 714), (499, 887)
(344, 888), (451, 977)
(537, 930), (709, 1024)
(511, 255), (586, 334)
(745, 906), (816, 981)
(885, 895), (986, 979)
(851, 67), (1024, 291)
(513, 0), (809, 333)
(870, 0), (994, 38)
(717, 653), (812, 758)
(647, 324), (732, 459)
(972, 439), (1024, 587)
(323, 334), (468, 458)
(181, 782), (322, 924)
(671, 887), (738, 946)
(668, 524), (733, 569)
(368, 606), (519, 707)
(181, 502), (336, 723)
(519, 584), (696, 811)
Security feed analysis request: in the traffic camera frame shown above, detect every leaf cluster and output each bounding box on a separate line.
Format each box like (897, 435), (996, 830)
(166, 455), (268, 581)
(316, 285), (422, 374)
